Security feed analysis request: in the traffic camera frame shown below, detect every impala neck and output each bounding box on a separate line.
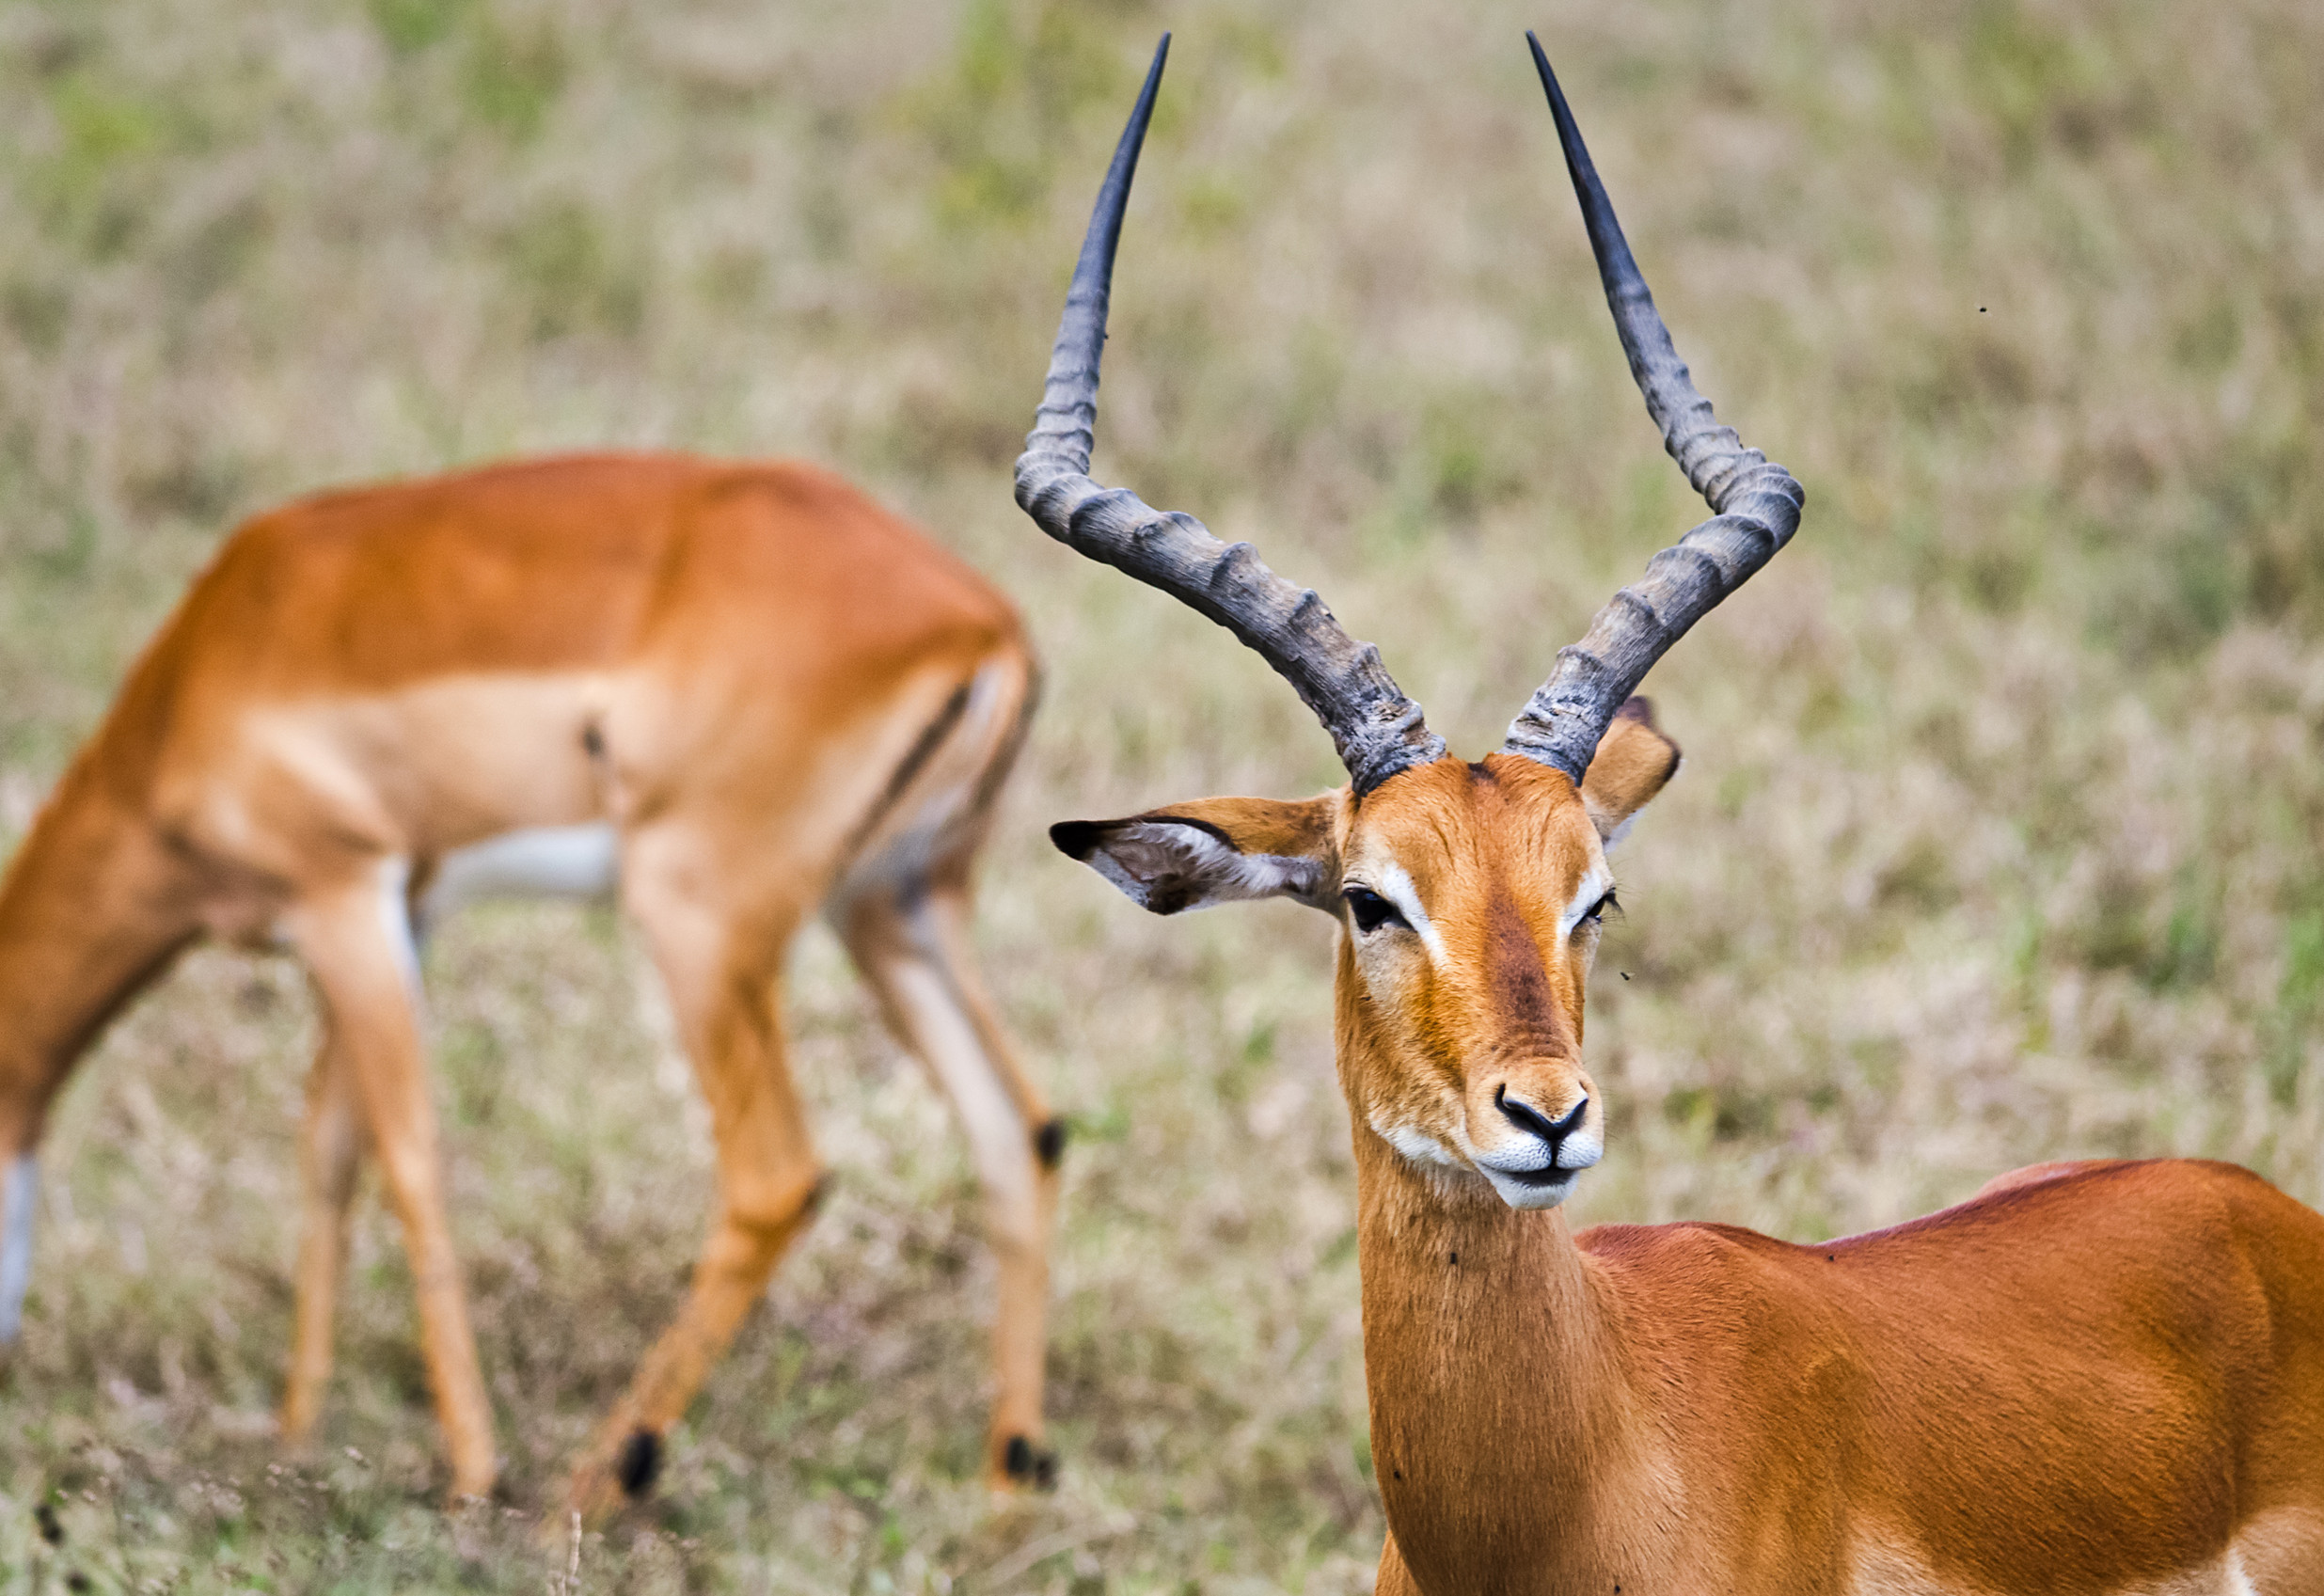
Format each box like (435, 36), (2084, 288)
(0, 757), (199, 1154)
(1339, 964), (1665, 1590)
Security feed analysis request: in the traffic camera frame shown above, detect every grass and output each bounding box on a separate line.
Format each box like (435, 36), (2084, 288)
(1, 0), (2321, 1588)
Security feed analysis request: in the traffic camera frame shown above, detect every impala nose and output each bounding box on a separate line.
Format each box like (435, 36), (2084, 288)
(1495, 1085), (1589, 1168)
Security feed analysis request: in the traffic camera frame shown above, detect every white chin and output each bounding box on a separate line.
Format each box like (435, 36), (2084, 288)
(1488, 1170), (1576, 1210)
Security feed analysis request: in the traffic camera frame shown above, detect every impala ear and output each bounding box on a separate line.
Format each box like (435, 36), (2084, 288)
(1050, 795), (1340, 915)
(1580, 697), (1681, 846)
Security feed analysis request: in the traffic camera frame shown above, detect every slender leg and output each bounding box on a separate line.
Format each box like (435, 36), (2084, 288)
(279, 1012), (368, 1442)
(563, 851), (824, 1521)
(836, 881), (1059, 1488)
(287, 879), (496, 1499)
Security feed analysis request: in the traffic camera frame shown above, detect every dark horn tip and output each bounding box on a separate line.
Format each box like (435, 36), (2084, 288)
(1526, 31), (1587, 157)
(1526, 30), (1560, 100)
(1142, 32), (1171, 93)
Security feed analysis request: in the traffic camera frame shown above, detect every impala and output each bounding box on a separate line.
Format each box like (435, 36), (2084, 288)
(0, 452), (1067, 1514)
(1023, 37), (2324, 1594)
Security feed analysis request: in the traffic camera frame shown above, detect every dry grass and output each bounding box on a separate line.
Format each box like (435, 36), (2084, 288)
(1, 0), (2321, 1588)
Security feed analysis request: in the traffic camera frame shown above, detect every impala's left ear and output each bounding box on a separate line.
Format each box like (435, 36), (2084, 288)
(1580, 697), (1681, 846)
(1050, 794), (1341, 915)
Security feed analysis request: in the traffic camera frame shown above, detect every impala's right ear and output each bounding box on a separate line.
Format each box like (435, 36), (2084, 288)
(1580, 696), (1682, 847)
(1050, 795), (1341, 915)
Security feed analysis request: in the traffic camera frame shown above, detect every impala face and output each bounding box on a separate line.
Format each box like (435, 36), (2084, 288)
(1054, 711), (1676, 1209)
(1341, 755), (1613, 1209)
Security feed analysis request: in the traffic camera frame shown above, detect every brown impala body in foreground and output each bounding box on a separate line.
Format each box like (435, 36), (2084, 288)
(0, 452), (1064, 1514)
(1023, 37), (2324, 1595)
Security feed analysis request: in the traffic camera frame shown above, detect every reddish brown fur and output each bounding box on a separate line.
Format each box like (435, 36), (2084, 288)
(1361, 1150), (2324, 1594)
(1064, 719), (2324, 1594)
(0, 452), (1060, 1514)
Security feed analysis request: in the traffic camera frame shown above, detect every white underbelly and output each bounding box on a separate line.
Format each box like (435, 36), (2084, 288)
(416, 822), (621, 931)
(1848, 1535), (2270, 1596)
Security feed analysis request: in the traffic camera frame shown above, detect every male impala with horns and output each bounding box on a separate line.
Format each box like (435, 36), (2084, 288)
(1025, 35), (2324, 1595)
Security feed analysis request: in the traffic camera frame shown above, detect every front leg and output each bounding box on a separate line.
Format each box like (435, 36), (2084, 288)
(279, 1011), (368, 1444)
(288, 876), (496, 1500)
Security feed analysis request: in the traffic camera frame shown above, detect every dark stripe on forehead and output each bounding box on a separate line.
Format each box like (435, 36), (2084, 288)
(1483, 885), (1573, 1054)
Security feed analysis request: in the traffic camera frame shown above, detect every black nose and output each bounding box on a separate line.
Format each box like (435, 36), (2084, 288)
(1496, 1085), (1587, 1163)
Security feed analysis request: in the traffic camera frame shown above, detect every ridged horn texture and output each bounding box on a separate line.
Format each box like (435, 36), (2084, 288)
(1501, 33), (1806, 786)
(1015, 35), (1447, 796)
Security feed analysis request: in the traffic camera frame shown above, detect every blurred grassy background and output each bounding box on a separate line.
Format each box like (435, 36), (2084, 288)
(1, 0), (2320, 1588)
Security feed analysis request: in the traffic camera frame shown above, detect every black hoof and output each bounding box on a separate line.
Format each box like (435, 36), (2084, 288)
(1034, 1117), (1068, 1171)
(1002, 1433), (1058, 1491)
(615, 1429), (662, 1498)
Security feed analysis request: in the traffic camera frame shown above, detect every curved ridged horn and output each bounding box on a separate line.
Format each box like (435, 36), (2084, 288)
(1015, 35), (1446, 795)
(1501, 33), (1806, 785)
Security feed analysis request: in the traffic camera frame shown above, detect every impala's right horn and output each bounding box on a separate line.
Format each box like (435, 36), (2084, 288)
(1015, 35), (1447, 796)
(1501, 34), (1805, 787)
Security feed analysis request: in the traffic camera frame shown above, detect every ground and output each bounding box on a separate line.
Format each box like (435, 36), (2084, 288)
(0, 0), (2319, 1589)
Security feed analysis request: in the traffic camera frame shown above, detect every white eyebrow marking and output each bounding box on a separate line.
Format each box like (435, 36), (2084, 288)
(1559, 863), (1614, 939)
(1368, 860), (1448, 964)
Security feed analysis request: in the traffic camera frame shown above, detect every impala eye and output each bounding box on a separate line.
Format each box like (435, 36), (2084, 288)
(1580, 889), (1618, 926)
(1344, 886), (1410, 935)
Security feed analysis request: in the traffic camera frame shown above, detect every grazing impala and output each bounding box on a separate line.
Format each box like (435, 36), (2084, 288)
(0, 451), (1067, 1515)
(1026, 37), (2324, 1594)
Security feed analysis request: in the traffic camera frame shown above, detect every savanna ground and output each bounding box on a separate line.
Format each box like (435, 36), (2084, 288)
(0, 0), (2320, 1588)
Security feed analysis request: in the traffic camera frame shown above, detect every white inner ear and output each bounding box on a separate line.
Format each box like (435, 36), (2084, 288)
(1087, 821), (1320, 912)
(1559, 862), (1614, 939)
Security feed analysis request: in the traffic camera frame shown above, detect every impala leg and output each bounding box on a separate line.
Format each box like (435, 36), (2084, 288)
(836, 879), (1058, 1489)
(280, 1010), (367, 1444)
(565, 872), (821, 1522)
(288, 880), (496, 1500)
